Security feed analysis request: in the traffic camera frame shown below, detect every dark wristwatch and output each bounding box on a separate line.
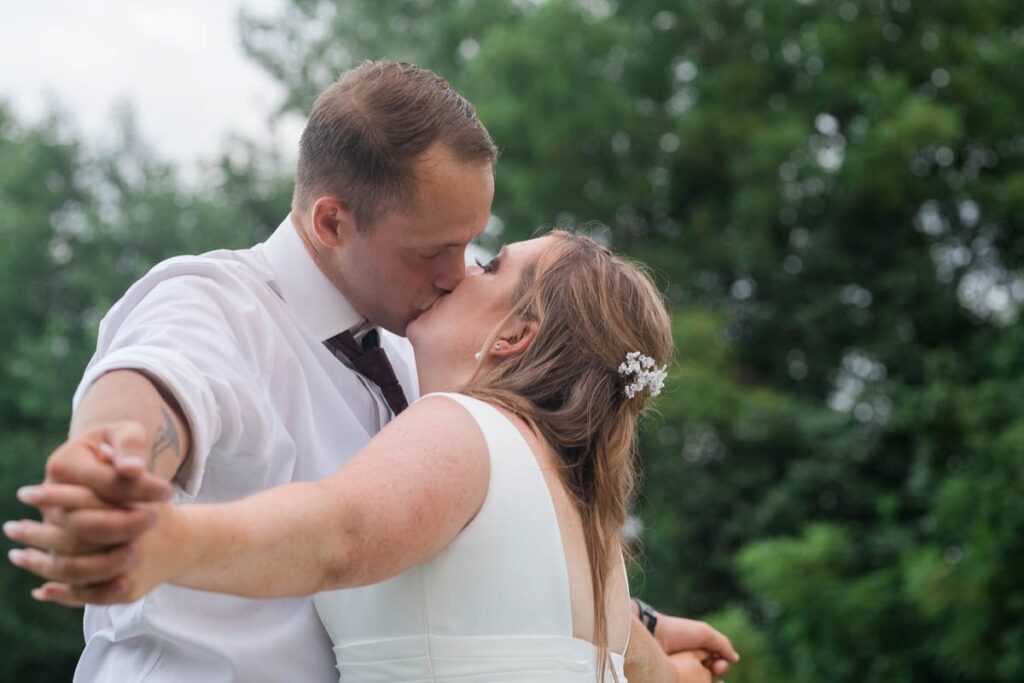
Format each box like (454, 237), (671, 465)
(633, 598), (658, 635)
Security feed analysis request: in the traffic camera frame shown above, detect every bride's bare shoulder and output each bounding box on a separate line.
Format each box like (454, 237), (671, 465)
(374, 393), (488, 457)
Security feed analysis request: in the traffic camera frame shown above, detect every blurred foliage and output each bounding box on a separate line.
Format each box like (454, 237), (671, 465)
(4, 0), (1024, 680)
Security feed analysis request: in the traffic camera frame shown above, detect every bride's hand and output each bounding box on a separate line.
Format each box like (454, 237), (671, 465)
(5, 483), (183, 607)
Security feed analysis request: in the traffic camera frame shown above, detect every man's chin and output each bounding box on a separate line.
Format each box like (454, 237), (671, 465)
(405, 308), (440, 347)
(405, 297), (442, 335)
(396, 307), (433, 339)
(372, 313), (410, 338)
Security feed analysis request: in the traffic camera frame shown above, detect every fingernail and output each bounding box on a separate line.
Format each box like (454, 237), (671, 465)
(117, 453), (146, 468)
(16, 486), (41, 504)
(3, 521), (24, 538)
(30, 587), (45, 601)
(8, 548), (25, 564)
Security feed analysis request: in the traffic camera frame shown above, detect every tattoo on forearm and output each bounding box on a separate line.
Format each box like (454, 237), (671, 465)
(149, 405), (182, 473)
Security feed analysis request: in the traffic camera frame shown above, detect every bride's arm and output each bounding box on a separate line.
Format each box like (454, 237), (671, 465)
(17, 396), (490, 604)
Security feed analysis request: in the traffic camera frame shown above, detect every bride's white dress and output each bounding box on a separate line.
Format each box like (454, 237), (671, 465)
(313, 393), (629, 682)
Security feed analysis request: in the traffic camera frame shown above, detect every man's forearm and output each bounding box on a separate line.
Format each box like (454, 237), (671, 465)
(69, 369), (191, 481)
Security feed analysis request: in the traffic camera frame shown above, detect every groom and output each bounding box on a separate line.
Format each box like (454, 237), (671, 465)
(6, 61), (736, 681)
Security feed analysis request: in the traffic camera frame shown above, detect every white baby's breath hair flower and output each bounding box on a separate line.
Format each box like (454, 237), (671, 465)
(618, 351), (667, 399)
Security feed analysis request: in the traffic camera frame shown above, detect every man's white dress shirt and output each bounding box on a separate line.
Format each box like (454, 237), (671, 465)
(71, 217), (419, 683)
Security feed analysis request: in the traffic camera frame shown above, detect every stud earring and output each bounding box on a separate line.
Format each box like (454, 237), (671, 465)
(474, 351), (482, 361)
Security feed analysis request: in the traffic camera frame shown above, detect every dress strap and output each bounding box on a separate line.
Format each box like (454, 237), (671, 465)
(418, 392), (499, 428)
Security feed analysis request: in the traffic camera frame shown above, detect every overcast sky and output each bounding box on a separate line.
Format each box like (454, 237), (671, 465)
(0, 0), (303, 167)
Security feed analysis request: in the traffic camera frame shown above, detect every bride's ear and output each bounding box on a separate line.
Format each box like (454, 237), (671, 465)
(490, 320), (539, 358)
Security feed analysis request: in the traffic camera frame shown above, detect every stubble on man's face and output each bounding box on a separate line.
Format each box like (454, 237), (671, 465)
(331, 147), (495, 335)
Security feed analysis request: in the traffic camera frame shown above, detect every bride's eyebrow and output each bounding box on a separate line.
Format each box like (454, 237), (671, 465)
(492, 248), (507, 272)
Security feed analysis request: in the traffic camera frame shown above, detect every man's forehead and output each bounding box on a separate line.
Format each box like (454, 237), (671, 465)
(411, 216), (487, 248)
(415, 222), (487, 250)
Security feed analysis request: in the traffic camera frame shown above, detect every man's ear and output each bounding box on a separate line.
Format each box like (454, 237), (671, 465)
(310, 196), (358, 248)
(490, 320), (539, 358)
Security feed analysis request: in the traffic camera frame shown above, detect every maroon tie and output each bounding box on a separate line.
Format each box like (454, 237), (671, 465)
(325, 329), (409, 416)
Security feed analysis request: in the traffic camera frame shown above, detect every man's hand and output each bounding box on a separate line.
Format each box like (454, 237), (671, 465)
(7, 421), (172, 554)
(4, 421), (175, 602)
(640, 603), (740, 677)
(47, 420), (175, 505)
(667, 649), (714, 683)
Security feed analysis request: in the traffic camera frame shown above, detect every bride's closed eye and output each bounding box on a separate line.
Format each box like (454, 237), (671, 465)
(475, 257), (497, 274)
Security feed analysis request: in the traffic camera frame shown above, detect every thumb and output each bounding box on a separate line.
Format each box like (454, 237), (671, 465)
(101, 421), (150, 478)
(706, 629), (739, 662)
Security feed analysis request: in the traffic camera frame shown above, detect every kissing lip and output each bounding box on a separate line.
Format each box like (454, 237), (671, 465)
(412, 294), (446, 321)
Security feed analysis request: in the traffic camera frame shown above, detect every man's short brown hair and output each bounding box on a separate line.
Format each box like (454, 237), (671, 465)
(294, 61), (498, 229)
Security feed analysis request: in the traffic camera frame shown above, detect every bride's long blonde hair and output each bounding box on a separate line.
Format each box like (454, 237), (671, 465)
(464, 230), (673, 680)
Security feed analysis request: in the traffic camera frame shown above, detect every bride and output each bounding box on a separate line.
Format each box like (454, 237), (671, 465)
(18, 231), (712, 681)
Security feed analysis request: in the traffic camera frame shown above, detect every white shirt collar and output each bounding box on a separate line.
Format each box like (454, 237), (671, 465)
(260, 215), (364, 342)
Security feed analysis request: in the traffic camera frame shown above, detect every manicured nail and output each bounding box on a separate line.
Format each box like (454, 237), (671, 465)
(116, 452), (145, 468)
(16, 486), (41, 504)
(8, 548), (25, 565)
(3, 521), (24, 538)
(30, 587), (45, 601)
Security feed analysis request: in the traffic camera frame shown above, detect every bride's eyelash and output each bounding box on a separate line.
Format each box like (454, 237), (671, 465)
(475, 257), (494, 273)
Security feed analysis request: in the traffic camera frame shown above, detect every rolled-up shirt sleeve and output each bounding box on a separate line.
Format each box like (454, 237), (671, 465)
(73, 271), (271, 498)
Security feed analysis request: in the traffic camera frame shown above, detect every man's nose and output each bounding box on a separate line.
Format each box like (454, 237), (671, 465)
(434, 253), (467, 293)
